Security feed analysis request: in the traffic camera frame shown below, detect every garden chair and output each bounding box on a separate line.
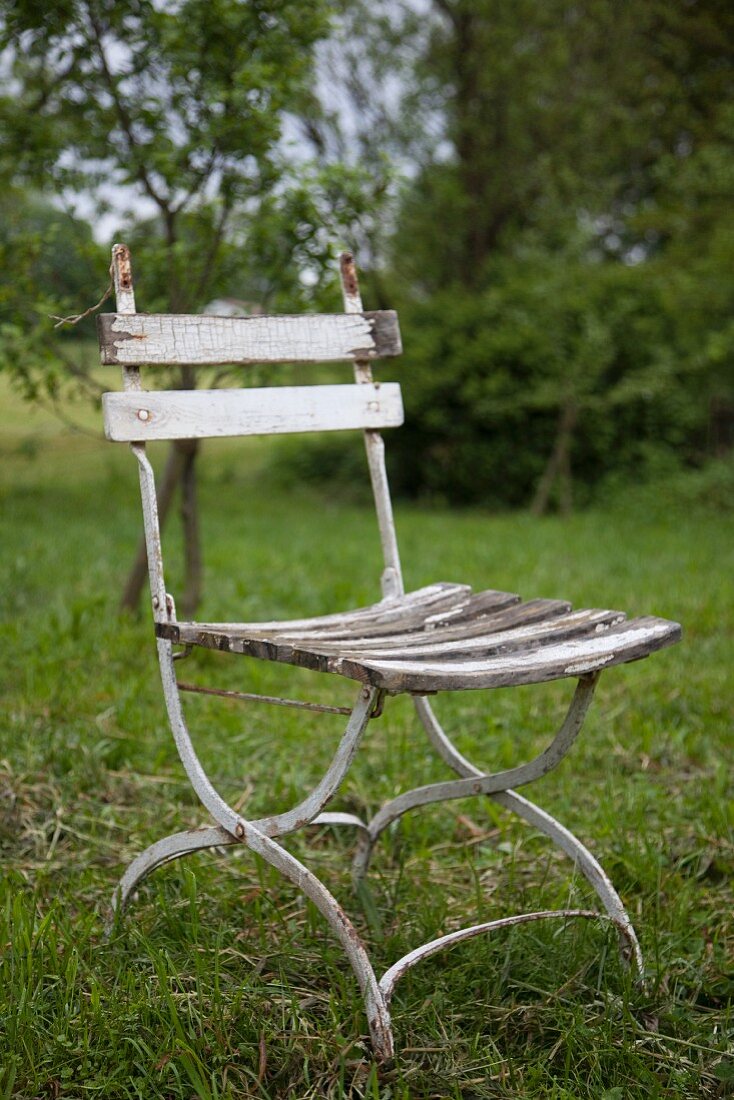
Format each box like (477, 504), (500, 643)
(98, 243), (681, 1059)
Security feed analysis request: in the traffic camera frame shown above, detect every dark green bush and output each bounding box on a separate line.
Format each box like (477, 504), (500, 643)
(267, 245), (733, 510)
(380, 252), (732, 507)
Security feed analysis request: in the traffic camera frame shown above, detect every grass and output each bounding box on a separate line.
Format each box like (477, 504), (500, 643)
(0, 378), (732, 1098)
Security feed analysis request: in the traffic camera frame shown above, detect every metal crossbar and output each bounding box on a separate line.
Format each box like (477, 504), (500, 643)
(176, 680), (356, 716)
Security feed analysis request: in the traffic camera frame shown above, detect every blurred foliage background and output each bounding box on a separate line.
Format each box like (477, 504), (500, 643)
(0, 0), (733, 512)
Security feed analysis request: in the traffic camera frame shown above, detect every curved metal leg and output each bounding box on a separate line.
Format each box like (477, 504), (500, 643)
(113, 643), (376, 913)
(379, 909), (601, 1006)
(353, 676), (597, 882)
(490, 789), (642, 970)
(242, 818), (394, 1059)
(113, 643), (393, 1055)
(111, 825), (236, 917)
(156, 636), (377, 841)
(112, 822), (394, 1057)
(411, 684), (643, 973)
(110, 814), (371, 923)
(309, 811), (370, 834)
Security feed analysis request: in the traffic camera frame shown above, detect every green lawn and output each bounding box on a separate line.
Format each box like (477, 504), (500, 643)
(1, 383), (732, 1099)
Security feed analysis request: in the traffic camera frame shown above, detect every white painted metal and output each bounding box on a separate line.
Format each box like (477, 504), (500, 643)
(112, 820), (394, 1059)
(133, 449), (169, 623)
(414, 696), (484, 778)
(340, 253), (404, 599)
(379, 910), (602, 1005)
(111, 243), (137, 317)
(103, 382), (404, 442)
(112, 826), (236, 913)
(100, 309), (401, 365)
(492, 789), (643, 971)
(108, 247), (169, 622)
(413, 694), (643, 972)
(104, 242), (653, 1061)
(111, 244), (142, 397)
(111, 815), (371, 915)
(352, 676), (598, 881)
(114, 634), (395, 1052)
(156, 634), (380, 844)
(237, 819), (394, 1059)
(309, 811), (370, 835)
(249, 686), (376, 838)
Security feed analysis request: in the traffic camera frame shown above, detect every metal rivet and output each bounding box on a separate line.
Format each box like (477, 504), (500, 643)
(137, 408), (150, 421)
(235, 822), (245, 839)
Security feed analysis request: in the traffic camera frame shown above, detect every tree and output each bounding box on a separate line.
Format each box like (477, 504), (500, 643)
(389, 0), (734, 280)
(0, 0), (334, 612)
(0, 189), (106, 405)
(345, 0), (734, 506)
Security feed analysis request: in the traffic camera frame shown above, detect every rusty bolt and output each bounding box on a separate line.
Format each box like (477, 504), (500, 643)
(235, 822), (245, 839)
(137, 408), (150, 422)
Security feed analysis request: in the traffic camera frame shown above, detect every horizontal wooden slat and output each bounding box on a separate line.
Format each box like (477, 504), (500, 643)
(191, 584), (475, 636)
(274, 608), (624, 656)
(102, 383), (404, 442)
(258, 590), (524, 642)
(346, 617), (681, 692)
(98, 311), (402, 365)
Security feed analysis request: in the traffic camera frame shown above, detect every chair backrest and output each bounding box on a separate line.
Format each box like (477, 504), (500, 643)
(98, 244), (406, 619)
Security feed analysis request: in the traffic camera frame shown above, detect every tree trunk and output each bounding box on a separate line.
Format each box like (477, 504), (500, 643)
(177, 365), (203, 616)
(119, 441), (186, 613)
(119, 365), (205, 615)
(531, 400), (578, 517)
(179, 437), (203, 618)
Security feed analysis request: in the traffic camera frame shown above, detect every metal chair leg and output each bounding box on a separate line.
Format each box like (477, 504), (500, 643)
(353, 676), (597, 884)
(113, 643), (395, 1054)
(412, 686), (643, 974)
(110, 826), (236, 918)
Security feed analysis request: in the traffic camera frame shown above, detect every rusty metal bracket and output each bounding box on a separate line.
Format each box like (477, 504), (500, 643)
(369, 689), (386, 719)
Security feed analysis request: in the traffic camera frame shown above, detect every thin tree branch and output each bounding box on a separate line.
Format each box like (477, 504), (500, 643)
(189, 195), (234, 307)
(50, 281), (112, 328)
(83, 3), (170, 212)
(170, 148), (220, 217)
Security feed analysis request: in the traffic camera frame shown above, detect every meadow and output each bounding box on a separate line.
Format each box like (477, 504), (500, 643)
(0, 380), (732, 1098)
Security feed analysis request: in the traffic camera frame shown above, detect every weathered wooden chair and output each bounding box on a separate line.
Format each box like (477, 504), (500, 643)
(99, 243), (681, 1059)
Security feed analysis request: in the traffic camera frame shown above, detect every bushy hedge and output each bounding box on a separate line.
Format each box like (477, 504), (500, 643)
(273, 250), (732, 509)
(379, 253), (731, 507)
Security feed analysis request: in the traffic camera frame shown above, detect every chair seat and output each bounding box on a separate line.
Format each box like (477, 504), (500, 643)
(157, 583), (681, 694)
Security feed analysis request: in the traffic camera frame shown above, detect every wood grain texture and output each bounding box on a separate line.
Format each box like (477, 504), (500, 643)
(275, 608), (627, 657)
(190, 584), (478, 635)
(102, 383), (404, 442)
(98, 310), (402, 365)
(156, 585), (682, 693)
